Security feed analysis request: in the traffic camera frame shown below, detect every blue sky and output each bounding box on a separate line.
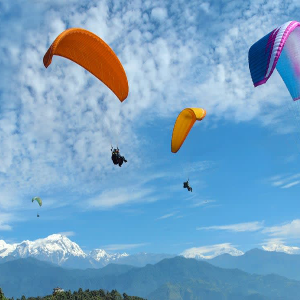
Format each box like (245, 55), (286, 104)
(1, 0), (300, 258)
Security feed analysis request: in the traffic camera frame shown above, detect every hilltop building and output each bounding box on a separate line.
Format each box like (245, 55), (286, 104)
(53, 287), (64, 294)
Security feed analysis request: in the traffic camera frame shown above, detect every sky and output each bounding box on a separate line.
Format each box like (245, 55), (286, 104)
(1, 0), (300, 259)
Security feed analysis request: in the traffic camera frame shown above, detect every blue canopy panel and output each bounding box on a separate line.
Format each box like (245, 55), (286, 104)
(277, 27), (300, 101)
(248, 21), (300, 101)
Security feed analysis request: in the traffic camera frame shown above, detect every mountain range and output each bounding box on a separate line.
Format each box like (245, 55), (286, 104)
(2, 235), (300, 299)
(1, 256), (300, 300)
(209, 248), (300, 281)
(2, 234), (300, 283)
(0, 234), (175, 269)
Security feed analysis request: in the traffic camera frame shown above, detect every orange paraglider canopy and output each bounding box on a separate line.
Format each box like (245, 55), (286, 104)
(171, 108), (206, 153)
(43, 28), (129, 102)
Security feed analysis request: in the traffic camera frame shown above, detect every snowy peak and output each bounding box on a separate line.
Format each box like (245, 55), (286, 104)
(12, 234), (87, 264)
(90, 249), (129, 262)
(0, 234), (130, 268)
(89, 249), (110, 261)
(181, 244), (244, 260)
(0, 234), (164, 269)
(1, 234), (87, 265)
(0, 240), (17, 258)
(262, 243), (300, 254)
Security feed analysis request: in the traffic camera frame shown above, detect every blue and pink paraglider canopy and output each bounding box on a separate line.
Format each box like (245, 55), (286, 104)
(249, 21), (300, 101)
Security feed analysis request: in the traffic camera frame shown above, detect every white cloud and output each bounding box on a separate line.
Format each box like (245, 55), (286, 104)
(175, 215), (184, 219)
(86, 187), (158, 209)
(101, 243), (149, 251)
(199, 3), (210, 14)
(183, 161), (215, 175)
(263, 219), (300, 239)
(191, 200), (215, 208)
(0, 224), (12, 231)
(151, 7), (168, 22)
(197, 221), (264, 232)
(0, 212), (14, 231)
(268, 173), (300, 189)
(0, 0), (205, 205)
(157, 212), (177, 220)
(1, 0), (300, 228)
(284, 155), (297, 163)
(282, 180), (300, 189)
(181, 243), (244, 259)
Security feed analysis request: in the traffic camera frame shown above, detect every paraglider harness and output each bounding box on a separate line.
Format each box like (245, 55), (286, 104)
(183, 180), (192, 192)
(111, 147), (127, 167)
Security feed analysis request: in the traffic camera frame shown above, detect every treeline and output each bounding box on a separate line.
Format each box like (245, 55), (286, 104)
(0, 288), (146, 300)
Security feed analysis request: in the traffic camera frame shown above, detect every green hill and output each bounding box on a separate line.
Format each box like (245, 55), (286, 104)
(1, 256), (300, 299)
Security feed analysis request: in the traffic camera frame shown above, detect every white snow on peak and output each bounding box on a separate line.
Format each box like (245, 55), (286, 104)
(89, 249), (109, 261)
(120, 252), (129, 257)
(262, 242), (300, 254)
(0, 234), (87, 264)
(181, 243), (244, 259)
(23, 234), (84, 259)
(89, 249), (129, 262)
(0, 240), (17, 257)
(0, 234), (132, 267)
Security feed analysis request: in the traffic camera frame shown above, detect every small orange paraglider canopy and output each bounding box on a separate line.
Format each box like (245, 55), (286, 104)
(43, 28), (129, 102)
(171, 108), (206, 153)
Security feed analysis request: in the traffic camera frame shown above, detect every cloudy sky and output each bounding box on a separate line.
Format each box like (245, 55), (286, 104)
(1, 0), (300, 258)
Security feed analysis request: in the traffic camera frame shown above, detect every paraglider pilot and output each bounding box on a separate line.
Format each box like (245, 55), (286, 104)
(183, 180), (192, 192)
(111, 147), (127, 167)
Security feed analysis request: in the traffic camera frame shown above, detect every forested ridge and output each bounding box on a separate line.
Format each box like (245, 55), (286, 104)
(0, 288), (146, 300)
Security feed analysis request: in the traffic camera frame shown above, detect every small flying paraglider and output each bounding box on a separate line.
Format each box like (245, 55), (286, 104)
(183, 179), (192, 192)
(111, 147), (127, 167)
(44, 28), (129, 163)
(171, 108), (206, 192)
(32, 197), (42, 217)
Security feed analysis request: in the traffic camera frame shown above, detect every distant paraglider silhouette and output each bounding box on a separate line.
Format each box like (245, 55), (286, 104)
(32, 197), (42, 217)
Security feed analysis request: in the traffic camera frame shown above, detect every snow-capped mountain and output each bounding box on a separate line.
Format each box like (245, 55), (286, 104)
(262, 242), (300, 254)
(181, 244), (244, 260)
(0, 234), (126, 268)
(90, 249), (129, 262)
(0, 234), (171, 269)
(0, 240), (17, 258)
(11, 234), (87, 264)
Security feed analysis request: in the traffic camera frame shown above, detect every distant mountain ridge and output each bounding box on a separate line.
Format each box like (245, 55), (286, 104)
(1, 256), (300, 300)
(209, 248), (300, 281)
(0, 234), (175, 269)
(3, 234), (300, 282)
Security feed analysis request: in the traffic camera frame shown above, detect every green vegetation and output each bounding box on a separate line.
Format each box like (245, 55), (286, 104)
(0, 288), (146, 300)
(0, 288), (8, 300)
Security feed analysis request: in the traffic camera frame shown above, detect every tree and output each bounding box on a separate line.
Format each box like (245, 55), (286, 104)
(0, 288), (5, 300)
(110, 290), (122, 300)
(99, 290), (105, 297)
